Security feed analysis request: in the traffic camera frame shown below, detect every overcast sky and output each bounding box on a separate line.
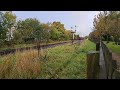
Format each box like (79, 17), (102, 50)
(13, 11), (100, 37)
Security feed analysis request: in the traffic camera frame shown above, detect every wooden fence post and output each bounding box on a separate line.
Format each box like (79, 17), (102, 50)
(87, 51), (99, 79)
(108, 52), (112, 79)
(100, 41), (120, 79)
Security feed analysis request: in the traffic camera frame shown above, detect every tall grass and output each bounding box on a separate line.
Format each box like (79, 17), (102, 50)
(0, 39), (95, 79)
(0, 49), (41, 79)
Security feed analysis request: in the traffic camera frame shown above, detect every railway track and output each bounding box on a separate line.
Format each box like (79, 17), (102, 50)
(0, 41), (78, 56)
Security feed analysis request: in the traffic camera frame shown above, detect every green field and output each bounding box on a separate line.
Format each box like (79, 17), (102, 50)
(0, 39), (95, 79)
(104, 41), (120, 55)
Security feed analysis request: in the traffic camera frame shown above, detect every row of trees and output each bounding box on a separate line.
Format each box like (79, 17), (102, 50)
(89, 11), (120, 44)
(0, 11), (79, 48)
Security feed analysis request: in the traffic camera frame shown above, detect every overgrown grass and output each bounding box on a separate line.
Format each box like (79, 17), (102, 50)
(104, 41), (120, 55)
(0, 39), (95, 79)
(0, 50), (41, 79)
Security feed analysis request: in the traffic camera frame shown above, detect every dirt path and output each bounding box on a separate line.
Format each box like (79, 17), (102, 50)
(112, 52), (120, 71)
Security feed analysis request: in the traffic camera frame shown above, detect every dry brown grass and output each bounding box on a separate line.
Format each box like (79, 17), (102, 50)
(0, 49), (41, 79)
(0, 40), (94, 79)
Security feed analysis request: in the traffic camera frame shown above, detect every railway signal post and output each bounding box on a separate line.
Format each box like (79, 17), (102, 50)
(71, 25), (77, 44)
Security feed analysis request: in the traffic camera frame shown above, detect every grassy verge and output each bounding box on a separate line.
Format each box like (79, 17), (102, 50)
(0, 39), (95, 79)
(104, 41), (120, 55)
